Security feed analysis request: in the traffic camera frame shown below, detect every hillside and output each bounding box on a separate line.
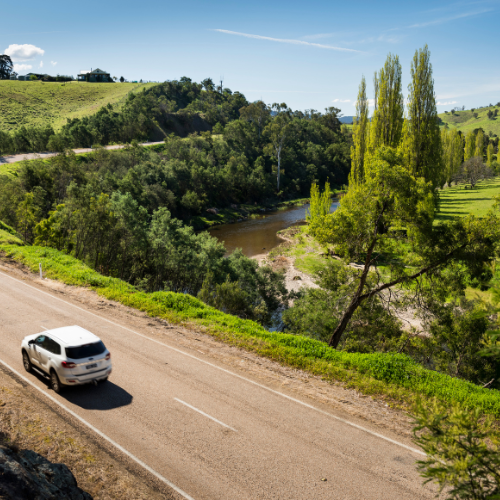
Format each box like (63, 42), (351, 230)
(0, 80), (157, 132)
(439, 103), (500, 136)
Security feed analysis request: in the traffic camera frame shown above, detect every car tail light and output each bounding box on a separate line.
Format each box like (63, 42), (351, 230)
(105, 352), (111, 361)
(62, 361), (76, 369)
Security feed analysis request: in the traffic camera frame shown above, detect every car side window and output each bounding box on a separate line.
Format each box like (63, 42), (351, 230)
(34, 335), (45, 345)
(49, 339), (61, 355)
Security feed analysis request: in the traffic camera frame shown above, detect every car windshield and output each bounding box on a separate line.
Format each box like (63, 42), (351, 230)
(65, 341), (106, 360)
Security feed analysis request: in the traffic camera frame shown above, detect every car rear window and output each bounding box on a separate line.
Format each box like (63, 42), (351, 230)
(65, 341), (106, 359)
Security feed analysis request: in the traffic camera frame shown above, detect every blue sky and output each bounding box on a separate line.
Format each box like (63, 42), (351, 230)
(3, 0), (500, 115)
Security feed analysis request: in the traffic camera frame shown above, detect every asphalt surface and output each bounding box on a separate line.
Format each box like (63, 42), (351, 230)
(0, 142), (165, 164)
(0, 269), (434, 500)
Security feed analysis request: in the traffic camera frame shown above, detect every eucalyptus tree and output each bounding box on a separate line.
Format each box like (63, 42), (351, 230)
(264, 103), (292, 192)
(0, 55), (13, 80)
(239, 100), (270, 139)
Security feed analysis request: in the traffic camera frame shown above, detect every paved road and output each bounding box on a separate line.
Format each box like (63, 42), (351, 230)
(0, 142), (165, 165)
(0, 269), (433, 500)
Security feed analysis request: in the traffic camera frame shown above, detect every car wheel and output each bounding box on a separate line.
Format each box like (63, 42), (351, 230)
(22, 351), (32, 373)
(50, 371), (62, 394)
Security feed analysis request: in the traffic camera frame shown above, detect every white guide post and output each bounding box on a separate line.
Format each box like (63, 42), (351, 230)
(39, 263), (42, 280)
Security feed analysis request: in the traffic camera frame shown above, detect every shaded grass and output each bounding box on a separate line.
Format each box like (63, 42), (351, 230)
(0, 81), (157, 132)
(436, 177), (500, 222)
(1, 239), (499, 418)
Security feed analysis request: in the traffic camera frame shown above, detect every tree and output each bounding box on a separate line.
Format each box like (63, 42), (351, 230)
(475, 129), (485, 159)
(413, 400), (500, 500)
(401, 45), (443, 187)
(0, 54), (13, 80)
(369, 54), (404, 152)
(349, 76), (369, 184)
(453, 157), (493, 188)
(442, 128), (463, 186)
(201, 78), (215, 91)
(113, 76), (117, 82)
(487, 143), (494, 167)
(239, 100), (270, 139)
(310, 147), (498, 348)
(464, 131), (476, 161)
(264, 103), (292, 191)
(120, 76), (124, 83)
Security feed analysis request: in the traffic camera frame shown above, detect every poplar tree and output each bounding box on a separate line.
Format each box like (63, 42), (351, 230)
(464, 132), (475, 161)
(487, 143), (494, 167)
(475, 129), (485, 159)
(402, 45), (442, 187)
(441, 128), (463, 186)
(349, 76), (369, 184)
(369, 54), (404, 152)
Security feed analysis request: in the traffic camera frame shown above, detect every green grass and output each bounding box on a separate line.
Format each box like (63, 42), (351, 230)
(2, 235), (498, 417)
(439, 104), (500, 136)
(0, 80), (157, 132)
(436, 177), (500, 222)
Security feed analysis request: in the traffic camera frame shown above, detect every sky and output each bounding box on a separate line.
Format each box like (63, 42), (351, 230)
(3, 0), (500, 115)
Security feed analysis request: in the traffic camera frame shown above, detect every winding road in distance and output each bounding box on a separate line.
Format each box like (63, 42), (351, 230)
(0, 267), (434, 500)
(0, 141), (165, 165)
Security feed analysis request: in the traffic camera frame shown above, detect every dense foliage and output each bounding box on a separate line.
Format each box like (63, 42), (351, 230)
(0, 85), (351, 324)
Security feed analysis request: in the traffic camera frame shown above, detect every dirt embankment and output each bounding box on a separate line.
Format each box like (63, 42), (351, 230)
(0, 368), (171, 500)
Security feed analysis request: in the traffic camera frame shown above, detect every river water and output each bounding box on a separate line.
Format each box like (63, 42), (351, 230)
(208, 201), (339, 257)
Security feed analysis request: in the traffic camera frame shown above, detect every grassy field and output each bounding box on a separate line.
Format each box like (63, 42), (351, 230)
(438, 104), (500, 136)
(0, 81), (157, 132)
(436, 177), (500, 222)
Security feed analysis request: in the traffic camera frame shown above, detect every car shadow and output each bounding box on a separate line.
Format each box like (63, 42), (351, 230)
(28, 369), (133, 410)
(61, 381), (133, 410)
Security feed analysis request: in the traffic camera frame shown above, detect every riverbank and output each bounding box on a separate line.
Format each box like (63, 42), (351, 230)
(190, 197), (312, 230)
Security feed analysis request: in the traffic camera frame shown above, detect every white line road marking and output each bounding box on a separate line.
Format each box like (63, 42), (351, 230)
(174, 398), (237, 432)
(0, 270), (425, 456)
(40, 325), (48, 330)
(0, 358), (196, 500)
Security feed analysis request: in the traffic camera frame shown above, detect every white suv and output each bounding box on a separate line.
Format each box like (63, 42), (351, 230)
(21, 326), (112, 393)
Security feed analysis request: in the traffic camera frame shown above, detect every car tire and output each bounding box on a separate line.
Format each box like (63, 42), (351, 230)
(50, 371), (62, 394)
(22, 351), (32, 373)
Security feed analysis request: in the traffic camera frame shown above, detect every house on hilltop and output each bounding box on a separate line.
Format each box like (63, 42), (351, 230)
(78, 68), (113, 82)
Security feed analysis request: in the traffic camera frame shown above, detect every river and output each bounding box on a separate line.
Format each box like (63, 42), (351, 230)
(208, 201), (339, 257)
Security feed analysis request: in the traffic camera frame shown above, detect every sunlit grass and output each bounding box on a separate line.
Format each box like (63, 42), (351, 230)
(436, 177), (500, 222)
(0, 80), (157, 132)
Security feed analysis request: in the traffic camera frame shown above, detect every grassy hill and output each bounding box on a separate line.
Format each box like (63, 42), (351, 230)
(439, 104), (500, 136)
(0, 80), (157, 132)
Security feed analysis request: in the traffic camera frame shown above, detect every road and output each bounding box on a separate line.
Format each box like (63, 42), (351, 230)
(0, 141), (165, 165)
(0, 268), (434, 500)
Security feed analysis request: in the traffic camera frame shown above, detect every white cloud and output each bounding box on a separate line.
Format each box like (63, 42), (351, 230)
(333, 99), (351, 103)
(367, 99), (376, 107)
(4, 44), (45, 62)
(213, 29), (362, 52)
(437, 101), (458, 105)
(50, 61), (57, 66)
(39, 61), (43, 68)
(13, 63), (32, 73)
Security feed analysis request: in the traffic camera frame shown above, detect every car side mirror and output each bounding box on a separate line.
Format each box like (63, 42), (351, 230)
(28, 340), (34, 345)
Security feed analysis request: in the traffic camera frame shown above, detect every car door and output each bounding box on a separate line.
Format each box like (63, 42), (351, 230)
(37, 337), (54, 373)
(30, 335), (45, 366)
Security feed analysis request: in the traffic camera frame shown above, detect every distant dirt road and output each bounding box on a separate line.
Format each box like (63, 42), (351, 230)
(0, 262), (435, 500)
(0, 142), (164, 165)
